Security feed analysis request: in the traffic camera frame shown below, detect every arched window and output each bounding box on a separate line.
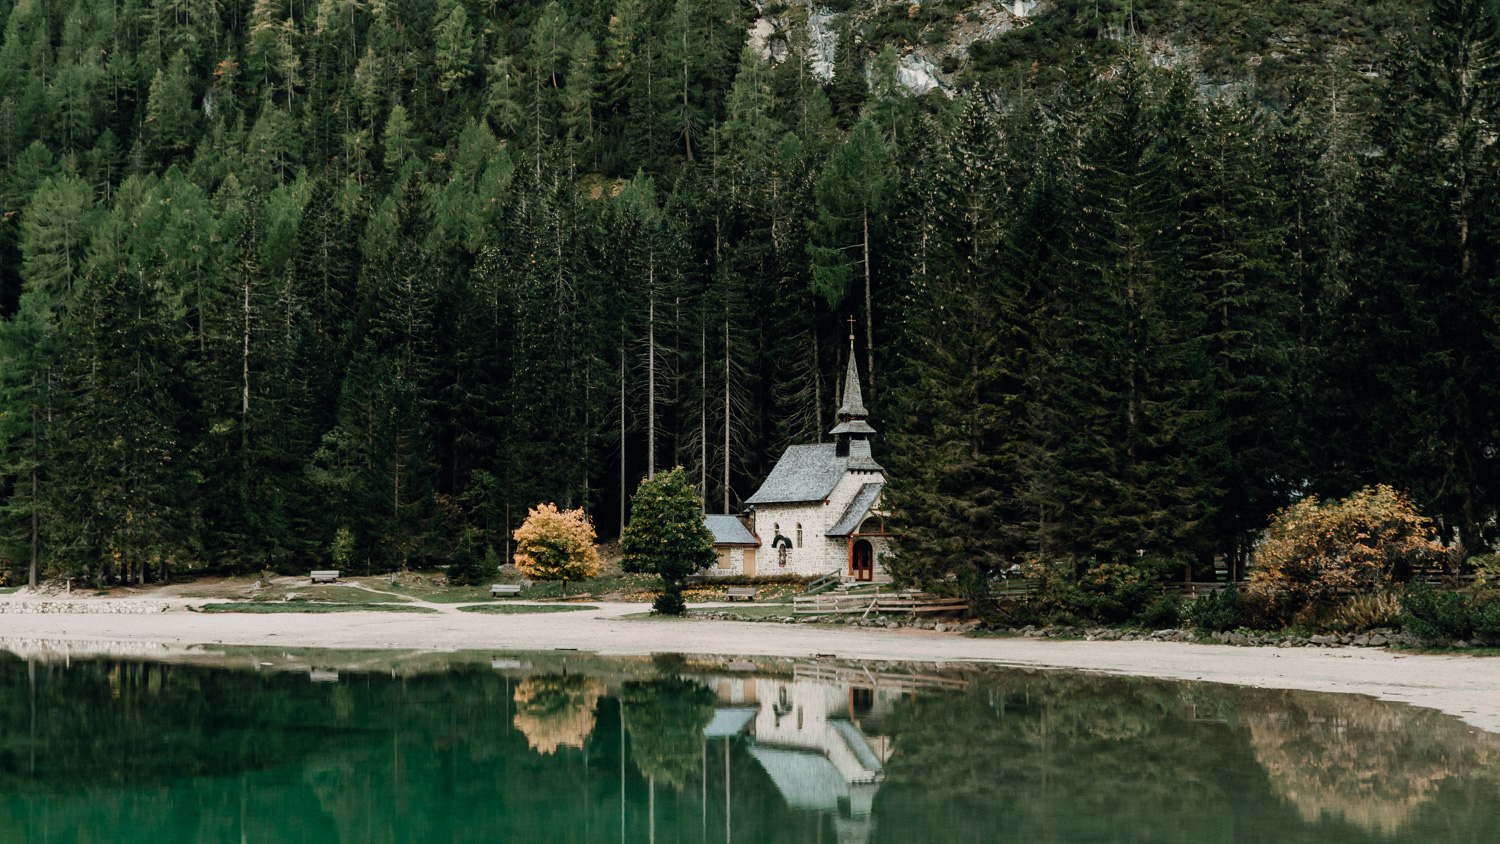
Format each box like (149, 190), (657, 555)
(796, 524), (803, 547)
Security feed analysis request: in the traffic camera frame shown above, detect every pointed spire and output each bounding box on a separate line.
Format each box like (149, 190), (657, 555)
(831, 318), (875, 438)
(837, 316), (869, 419)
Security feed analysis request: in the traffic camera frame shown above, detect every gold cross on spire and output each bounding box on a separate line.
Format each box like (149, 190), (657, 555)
(847, 315), (856, 344)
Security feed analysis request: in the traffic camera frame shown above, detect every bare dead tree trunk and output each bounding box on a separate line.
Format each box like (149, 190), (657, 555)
(620, 341), (626, 533)
(647, 255), (656, 479)
(242, 277), (251, 415)
(29, 457), (38, 590)
(863, 205), (873, 386)
(700, 315), (707, 509)
(723, 319), (730, 514)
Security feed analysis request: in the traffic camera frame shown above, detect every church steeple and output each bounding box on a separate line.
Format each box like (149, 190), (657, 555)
(830, 319), (876, 459)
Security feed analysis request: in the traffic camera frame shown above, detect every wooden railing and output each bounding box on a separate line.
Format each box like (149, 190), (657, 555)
(792, 589), (967, 616)
(802, 570), (843, 593)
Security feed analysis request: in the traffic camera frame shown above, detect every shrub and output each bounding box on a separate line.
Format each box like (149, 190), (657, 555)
(513, 504), (602, 598)
(1134, 595), (1182, 629)
(1320, 592), (1403, 633)
(1250, 485), (1443, 607)
(1401, 580), (1476, 640)
(1187, 584), (1242, 632)
(1020, 556), (1173, 625)
(1237, 587), (1298, 630)
(1402, 581), (1500, 641)
(1073, 558), (1171, 623)
(651, 590), (688, 616)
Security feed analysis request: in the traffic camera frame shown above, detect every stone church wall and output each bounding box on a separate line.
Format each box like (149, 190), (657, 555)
(754, 471), (888, 580)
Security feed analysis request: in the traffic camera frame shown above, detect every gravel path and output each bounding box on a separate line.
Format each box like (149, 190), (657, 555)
(1, 596), (1498, 733)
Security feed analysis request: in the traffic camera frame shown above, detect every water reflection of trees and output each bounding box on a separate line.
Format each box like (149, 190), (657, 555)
(874, 672), (1500, 843)
(1239, 689), (1500, 835)
(3, 653), (1500, 844)
(511, 674), (603, 754)
(877, 674), (1246, 843)
(618, 676), (715, 789)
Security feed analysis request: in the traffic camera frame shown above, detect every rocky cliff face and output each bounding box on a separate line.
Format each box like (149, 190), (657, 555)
(744, 0), (1413, 99)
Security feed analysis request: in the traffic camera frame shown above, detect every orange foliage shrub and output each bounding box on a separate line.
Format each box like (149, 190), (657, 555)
(512, 504), (602, 594)
(1250, 485), (1444, 604)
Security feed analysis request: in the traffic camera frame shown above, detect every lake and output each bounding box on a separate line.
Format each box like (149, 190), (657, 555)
(1, 647), (1497, 843)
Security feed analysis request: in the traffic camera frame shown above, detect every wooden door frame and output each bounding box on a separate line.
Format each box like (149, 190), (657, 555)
(850, 538), (875, 581)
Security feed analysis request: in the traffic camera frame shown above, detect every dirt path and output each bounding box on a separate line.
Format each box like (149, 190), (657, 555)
(2, 596), (1498, 733)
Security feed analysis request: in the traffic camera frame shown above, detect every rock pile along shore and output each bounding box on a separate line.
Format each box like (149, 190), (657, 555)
(0, 601), (170, 614)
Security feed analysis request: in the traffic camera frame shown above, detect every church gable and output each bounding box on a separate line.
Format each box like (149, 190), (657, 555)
(827, 483), (882, 538)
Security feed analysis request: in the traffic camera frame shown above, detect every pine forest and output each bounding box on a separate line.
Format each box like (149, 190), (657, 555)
(1, 0), (1498, 587)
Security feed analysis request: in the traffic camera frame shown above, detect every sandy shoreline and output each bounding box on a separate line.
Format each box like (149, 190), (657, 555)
(2, 597), (1499, 733)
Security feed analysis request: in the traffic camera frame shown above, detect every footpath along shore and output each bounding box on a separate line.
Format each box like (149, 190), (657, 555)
(1, 595), (1498, 734)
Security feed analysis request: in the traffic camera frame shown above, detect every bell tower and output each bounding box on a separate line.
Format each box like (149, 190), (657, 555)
(830, 318), (876, 464)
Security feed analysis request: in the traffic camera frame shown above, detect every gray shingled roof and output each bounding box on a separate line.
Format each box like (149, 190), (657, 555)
(746, 444), (845, 505)
(827, 482), (883, 537)
(748, 747), (848, 812)
(829, 418), (877, 436)
(704, 515), (758, 545)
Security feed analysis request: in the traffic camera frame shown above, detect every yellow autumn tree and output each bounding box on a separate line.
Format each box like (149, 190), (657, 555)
(512, 503), (602, 597)
(1250, 485), (1444, 605)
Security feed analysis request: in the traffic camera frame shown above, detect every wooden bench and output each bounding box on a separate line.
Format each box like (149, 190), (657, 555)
(726, 587), (757, 601)
(491, 584), (522, 598)
(310, 570), (340, 584)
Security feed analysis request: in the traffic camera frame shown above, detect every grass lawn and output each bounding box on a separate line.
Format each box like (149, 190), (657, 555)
(168, 568), (812, 606)
(1389, 645), (1500, 657)
(197, 602), (437, 614)
(178, 578), (411, 604)
(383, 571), (807, 603)
(456, 604), (598, 614)
(0, 586), (19, 594)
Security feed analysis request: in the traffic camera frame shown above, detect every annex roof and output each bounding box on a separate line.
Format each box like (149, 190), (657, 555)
(746, 444), (845, 505)
(703, 708), (758, 738)
(826, 483), (883, 538)
(705, 515), (759, 546)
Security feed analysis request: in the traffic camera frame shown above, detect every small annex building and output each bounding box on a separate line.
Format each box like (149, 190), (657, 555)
(737, 335), (891, 583)
(706, 514), (761, 575)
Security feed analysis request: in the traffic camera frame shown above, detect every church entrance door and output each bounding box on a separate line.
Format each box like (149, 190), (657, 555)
(852, 540), (873, 581)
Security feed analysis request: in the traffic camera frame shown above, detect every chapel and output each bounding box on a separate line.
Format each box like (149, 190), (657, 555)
(726, 329), (891, 583)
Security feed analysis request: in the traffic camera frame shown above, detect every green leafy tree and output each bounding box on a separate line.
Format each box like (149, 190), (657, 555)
(621, 466), (713, 614)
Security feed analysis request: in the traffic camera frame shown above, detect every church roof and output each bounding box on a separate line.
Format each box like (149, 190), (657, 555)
(748, 746), (849, 812)
(829, 418), (877, 436)
(826, 483), (883, 538)
(746, 444), (846, 505)
(704, 515), (758, 546)
(836, 354), (869, 419)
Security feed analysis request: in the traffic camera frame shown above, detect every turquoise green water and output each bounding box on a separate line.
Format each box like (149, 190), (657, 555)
(1, 650), (1497, 843)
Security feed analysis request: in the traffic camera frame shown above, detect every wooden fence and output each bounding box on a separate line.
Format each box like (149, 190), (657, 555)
(792, 589), (968, 616)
